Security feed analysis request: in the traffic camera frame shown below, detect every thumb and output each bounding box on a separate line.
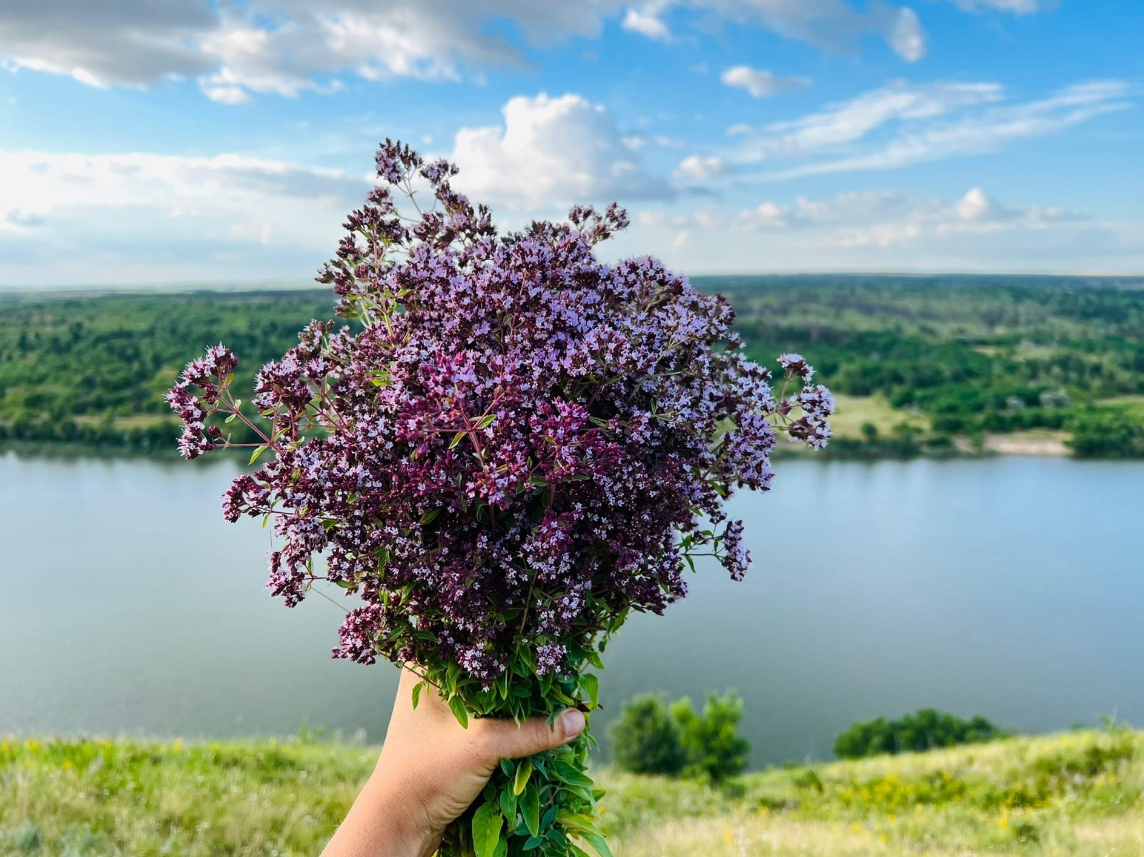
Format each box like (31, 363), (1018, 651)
(483, 709), (586, 761)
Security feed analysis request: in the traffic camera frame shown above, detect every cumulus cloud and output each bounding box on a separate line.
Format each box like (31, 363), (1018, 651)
(0, 150), (369, 284)
(0, 0), (215, 88)
(721, 65), (811, 98)
(449, 93), (672, 211)
(631, 187), (1132, 272)
(674, 155), (727, 180)
(622, 133), (685, 151)
(834, 187), (1084, 247)
(622, 7), (672, 40)
(638, 187), (1085, 245)
(0, 0), (930, 101)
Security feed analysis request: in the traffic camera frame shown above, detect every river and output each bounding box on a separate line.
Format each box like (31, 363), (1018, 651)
(1, 451), (1141, 766)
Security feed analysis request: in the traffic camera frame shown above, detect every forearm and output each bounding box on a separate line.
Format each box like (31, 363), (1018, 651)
(322, 771), (439, 857)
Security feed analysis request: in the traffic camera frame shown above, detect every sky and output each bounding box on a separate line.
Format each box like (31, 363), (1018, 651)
(0, 0), (1141, 286)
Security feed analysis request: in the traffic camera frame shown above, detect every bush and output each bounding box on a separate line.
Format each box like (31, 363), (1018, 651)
(672, 692), (751, 784)
(1067, 407), (1144, 458)
(834, 708), (1006, 760)
(609, 696), (687, 777)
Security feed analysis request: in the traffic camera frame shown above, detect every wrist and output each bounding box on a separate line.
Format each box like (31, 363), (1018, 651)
(361, 769), (442, 857)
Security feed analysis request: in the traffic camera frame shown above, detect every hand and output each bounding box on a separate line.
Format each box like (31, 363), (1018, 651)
(322, 668), (587, 857)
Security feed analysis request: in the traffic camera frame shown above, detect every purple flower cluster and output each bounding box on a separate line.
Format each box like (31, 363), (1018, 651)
(166, 344), (238, 459)
(169, 141), (832, 690)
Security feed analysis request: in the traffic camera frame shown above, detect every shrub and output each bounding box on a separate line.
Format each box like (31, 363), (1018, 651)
(610, 696), (687, 776)
(1067, 407), (1144, 458)
(672, 692), (751, 783)
(834, 708), (1006, 759)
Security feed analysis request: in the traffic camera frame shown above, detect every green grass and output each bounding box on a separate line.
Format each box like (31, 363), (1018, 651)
(2, 728), (1141, 856)
(827, 394), (929, 441)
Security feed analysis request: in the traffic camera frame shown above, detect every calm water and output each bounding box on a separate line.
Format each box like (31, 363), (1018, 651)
(2, 451), (1142, 767)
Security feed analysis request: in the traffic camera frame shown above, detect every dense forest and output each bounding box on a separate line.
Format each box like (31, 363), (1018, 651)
(1, 275), (1143, 457)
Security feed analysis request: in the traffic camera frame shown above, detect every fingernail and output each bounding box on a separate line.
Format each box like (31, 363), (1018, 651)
(561, 709), (585, 739)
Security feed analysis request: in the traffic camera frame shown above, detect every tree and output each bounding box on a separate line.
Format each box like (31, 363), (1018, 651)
(609, 696), (687, 776)
(672, 692), (751, 783)
(834, 709), (1006, 759)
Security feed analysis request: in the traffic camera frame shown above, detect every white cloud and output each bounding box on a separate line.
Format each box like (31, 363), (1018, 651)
(622, 133), (686, 151)
(629, 187), (1136, 272)
(721, 65), (811, 98)
(639, 187), (1085, 241)
(622, 7), (672, 40)
(450, 93), (672, 211)
(696, 0), (927, 62)
(720, 79), (1131, 182)
(674, 154), (726, 180)
(942, 0), (1054, 13)
(0, 0), (215, 88)
(769, 80), (1131, 180)
(0, 0), (929, 101)
(833, 187), (1083, 247)
(736, 80), (1005, 158)
(887, 7), (926, 62)
(0, 150), (368, 284)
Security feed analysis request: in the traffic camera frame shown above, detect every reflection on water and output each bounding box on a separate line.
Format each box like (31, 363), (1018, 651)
(2, 450), (1142, 766)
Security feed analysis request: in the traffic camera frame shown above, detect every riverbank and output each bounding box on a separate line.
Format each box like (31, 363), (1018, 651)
(2, 728), (1140, 856)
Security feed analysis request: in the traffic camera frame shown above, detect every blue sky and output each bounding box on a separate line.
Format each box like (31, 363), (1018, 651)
(0, 0), (1141, 285)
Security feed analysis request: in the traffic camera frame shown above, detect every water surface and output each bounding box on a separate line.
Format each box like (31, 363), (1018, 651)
(2, 452), (1141, 766)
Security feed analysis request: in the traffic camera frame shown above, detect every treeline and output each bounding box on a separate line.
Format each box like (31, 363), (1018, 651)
(708, 276), (1144, 458)
(0, 290), (331, 452)
(3, 277), (1144, 457)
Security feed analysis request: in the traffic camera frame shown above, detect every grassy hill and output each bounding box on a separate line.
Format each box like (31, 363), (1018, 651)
(2, 727), (1140, 856)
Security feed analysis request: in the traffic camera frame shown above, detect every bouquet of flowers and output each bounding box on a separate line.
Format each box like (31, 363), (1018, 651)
(168, 140), (832, 857)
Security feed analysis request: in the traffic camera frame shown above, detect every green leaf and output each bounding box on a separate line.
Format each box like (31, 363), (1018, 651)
(476, 414), (496, 430)
(411, 682), (424, 710)
(552, 760), (594, 788)
(522, 782), (540, 837)
(449, 431), (466, 450)
(420, 508), (441, 526)
(448, 696), (469, 729)
(334, 579), (355, 589)
(500, 758), (514, 777)
(581, 674), (599, 710)
(224, 413), (237, 424)
(513, 759), (533, 795)
(499, 785), (517, 823)
(541, 805), (558, 830)
(581, 834), (615, 857)
(557, 813), (603, 837)
(471, 802), (503, 857)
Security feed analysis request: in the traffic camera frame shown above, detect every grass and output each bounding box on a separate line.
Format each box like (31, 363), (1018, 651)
(2, 728), (1141, 856)
(827, 394), (930, 441)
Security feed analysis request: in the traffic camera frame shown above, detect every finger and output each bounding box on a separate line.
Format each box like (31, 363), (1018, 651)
(481, 709), (586, 762)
